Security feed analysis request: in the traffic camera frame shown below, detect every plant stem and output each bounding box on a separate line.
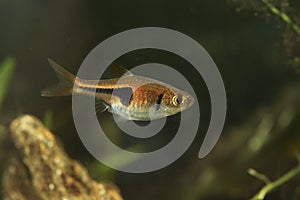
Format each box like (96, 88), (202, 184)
(260, 0), (300, 36)
(250, 165), (300, 200)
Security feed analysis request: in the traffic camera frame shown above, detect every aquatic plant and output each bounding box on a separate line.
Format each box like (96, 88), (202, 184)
(0, 57), (15, 113)
(231, 0), (300, 70)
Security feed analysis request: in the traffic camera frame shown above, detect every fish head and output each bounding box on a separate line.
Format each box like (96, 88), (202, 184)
(157, 88), (195, 117)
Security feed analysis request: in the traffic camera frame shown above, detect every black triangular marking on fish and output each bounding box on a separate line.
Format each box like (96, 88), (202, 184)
(79, 86), (133, 107)
(113, 87), (133, 107)
(95, 88), (113, 94)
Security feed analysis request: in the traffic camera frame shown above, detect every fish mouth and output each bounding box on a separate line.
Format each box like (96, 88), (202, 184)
(181, 94), (195, 110)
(187, 95), (195, 107)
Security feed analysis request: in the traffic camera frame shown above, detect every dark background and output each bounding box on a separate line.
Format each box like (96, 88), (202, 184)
(1, 0), (300, 199)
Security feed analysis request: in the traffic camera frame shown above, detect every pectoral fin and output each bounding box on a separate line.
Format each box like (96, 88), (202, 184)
(95, 99), (110, 113)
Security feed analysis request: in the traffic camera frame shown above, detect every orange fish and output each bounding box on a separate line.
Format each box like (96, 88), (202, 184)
(42, 59), (194, 121)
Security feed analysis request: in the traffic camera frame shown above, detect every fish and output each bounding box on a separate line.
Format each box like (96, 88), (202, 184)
(41, 59), (195, 121)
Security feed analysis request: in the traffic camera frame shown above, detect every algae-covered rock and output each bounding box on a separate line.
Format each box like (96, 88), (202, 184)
(2, 115), (123, 200)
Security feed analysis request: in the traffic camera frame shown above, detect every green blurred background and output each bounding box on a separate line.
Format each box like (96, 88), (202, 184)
(1, 0), (300, 199)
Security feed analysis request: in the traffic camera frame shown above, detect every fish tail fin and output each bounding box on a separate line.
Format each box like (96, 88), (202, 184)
(41, 58), (76, 97)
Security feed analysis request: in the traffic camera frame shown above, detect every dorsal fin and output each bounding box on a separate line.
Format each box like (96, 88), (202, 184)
(110, 63), (133, 78)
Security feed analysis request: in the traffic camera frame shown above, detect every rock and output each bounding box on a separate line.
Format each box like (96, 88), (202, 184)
(2, 115), (123, 200)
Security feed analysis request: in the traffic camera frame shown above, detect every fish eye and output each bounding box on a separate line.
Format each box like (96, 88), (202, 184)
(177, 95), (182, 105)
(172, 95), (182, 106)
